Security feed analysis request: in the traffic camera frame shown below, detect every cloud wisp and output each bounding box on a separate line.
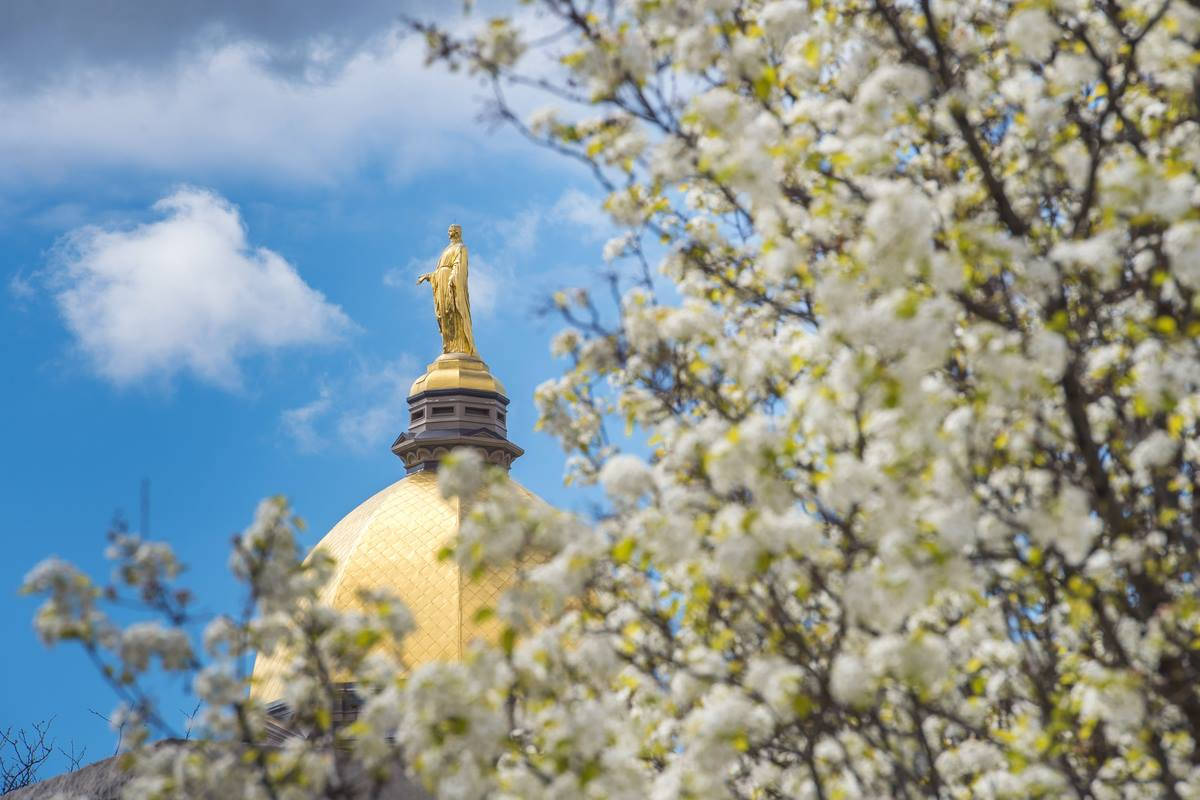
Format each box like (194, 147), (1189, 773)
(550, 188), (612, 240)
(281, 356), (417, 454)
(8, 270), (35, 302)
(50, 187), (351, 389)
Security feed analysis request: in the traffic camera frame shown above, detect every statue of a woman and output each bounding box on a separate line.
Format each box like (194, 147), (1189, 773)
(417, 224), (477, 356)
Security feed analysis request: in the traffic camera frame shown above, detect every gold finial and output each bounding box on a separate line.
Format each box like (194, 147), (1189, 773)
(417, 224), (477, 356)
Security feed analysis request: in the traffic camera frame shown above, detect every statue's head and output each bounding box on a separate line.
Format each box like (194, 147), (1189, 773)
(448, 224), (463, 242)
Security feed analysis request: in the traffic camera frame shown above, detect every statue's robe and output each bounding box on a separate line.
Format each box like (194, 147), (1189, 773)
(430, 241), (476, 355)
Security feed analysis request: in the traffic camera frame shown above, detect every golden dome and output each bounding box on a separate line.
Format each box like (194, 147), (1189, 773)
(409, 353), (506, 396)
(250, 470), (533, 702)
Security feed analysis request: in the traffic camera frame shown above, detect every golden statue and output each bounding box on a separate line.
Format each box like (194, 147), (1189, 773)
(418, 224), (477, 356)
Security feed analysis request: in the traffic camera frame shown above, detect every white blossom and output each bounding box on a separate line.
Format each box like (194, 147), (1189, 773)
(599, 453), (654, 505)
(1131, 429), (1177, 475)
(438, 447), (486, 499)
(1006, 9), (1058, 62)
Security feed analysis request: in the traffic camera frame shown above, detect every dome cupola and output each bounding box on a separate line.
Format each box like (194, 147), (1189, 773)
(391, 353), (524, 473)
(251, 225), (538, 718)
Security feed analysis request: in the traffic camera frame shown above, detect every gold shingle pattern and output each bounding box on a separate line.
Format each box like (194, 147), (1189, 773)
(251, 471), (535, 702)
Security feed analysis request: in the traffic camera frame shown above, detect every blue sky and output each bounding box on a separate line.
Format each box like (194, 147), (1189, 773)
(0, 2), (612, 772)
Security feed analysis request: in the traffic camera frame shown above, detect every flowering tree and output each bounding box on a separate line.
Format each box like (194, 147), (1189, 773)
(23, 1), (1200, 798)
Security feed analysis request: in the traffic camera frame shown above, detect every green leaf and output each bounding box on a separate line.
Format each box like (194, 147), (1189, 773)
(612, 537), (636, 564)
(500, 626), (517, 655)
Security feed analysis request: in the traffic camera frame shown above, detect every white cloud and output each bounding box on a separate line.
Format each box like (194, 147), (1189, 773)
(496, 208), (541, 255)
(472, 191), (610, 310)
(51, 186), (351, 388)
(0, 31), (501, 185)
(381, 262), (416, 290)
(281, 356), (417, 453)
(280, 384), (333, 452)
(8, 270), (35, 301)
(465, 253), (503, 318)
(0, 0), (406, 90)
(0, 23), (550, 187)
(550, 188), (611, 239)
